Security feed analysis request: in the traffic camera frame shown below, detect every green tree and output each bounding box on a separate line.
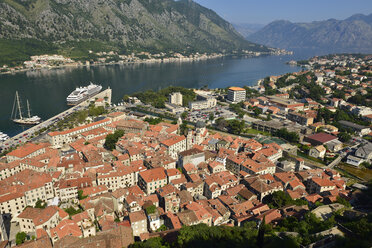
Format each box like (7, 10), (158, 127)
(274, 128), (299, 143)
(123, 95), (130, 102)
(34, 199), (46, 209)
(253, 107), (262, 116)
(145, 205), (156, 214)
(181, 111), (188, 120)
(144, 117), (162, 125)
(215, 117), (228, 131)
(104, 130), (125, 151)
(179, 123), (188, 135)
(338, 132), (351, 142)
(88, 106), (105, 116)
(361, 162), (372, 169)
(156, 224), (167, 232)
(78, 190), (88, 200)
(335, 196), (351, 207)
(64, 206), (83, 216)
(228, 119), (245, 135)
(129, 237), (170, 248)
(264, 191), (307, 208)
(16, 232), (27, 245)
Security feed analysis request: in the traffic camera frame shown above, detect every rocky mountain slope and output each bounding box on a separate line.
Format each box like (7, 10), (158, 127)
(248, 14), (372, 53)
(0, 0), (269, 63)
(232, 23), (264, 37)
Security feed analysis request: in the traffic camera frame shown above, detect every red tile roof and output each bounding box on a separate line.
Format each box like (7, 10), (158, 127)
(7, 143), (48, 158)
(229, 87), (245, 91)
(139, 167), (167, 183)
(48, 118), (110, 137)
(306, 132), (337, 144)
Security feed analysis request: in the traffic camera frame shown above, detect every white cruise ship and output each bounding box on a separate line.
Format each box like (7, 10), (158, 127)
(0, 132), (9, 142)
(66, 83), (102, 105)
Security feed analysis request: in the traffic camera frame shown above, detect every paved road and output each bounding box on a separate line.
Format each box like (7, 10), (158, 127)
(326, 153), (346, 169)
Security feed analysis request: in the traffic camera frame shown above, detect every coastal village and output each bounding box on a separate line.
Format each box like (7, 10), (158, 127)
(0, 54), (371, 247)
(0, 49), (291, 74)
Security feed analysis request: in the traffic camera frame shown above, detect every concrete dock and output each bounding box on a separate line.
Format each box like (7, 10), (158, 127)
(0, 88), (112, 151)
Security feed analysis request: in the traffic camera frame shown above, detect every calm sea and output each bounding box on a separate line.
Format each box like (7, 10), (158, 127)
(0, 52), (316, 136)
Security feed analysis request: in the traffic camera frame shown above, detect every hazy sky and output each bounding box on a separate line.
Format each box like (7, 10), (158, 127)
(193, 0), (372, 24)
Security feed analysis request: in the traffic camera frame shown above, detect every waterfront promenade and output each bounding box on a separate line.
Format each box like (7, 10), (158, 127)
(0, 88), (112, 151)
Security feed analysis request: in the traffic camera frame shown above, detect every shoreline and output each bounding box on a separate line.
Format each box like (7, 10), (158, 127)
(0, 51), (291, 76)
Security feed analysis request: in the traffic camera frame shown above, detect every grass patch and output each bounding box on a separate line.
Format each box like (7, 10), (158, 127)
(244, 128), (271, 136)
(338, 163), (372, 181)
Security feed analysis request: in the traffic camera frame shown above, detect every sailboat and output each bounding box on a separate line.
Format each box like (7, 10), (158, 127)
(11, 91), (41, 125)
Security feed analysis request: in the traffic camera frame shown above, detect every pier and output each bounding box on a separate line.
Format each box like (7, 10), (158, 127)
(0, 88), (112, 151)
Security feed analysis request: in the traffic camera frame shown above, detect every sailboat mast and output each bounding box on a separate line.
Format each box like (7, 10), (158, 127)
(11, 92), (17, 120)
(16, 91), (23, 120)
(27, 100), (31, 118)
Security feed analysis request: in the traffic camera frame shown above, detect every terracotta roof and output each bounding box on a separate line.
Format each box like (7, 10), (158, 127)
(50, 219), (81, 240)
(18, 206), (67, 227)
(311, 178), (335, 187)
(139, 167), (167, 182)
(161, 135), (186, 147)
(7, 142), (48, 158)
(229, 87), (245, 91)
(129, 210), (146, 223)
(306, 132), (337, 144)
(179, 148), (204, 157)
(48, 118), (110, 137)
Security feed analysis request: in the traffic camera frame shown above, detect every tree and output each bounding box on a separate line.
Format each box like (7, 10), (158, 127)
(123, 95), (130, 102)
(181, 111), (188, 120)
(228, 119), (245, 135)
(129, 237), (170, 248)
(215, 117), (228, 131)
(179, 123), (188, 135)
(335, 196), (351, 208)
(338, 132), (351, 142)
(34, 199), (46, 209)
(144, 117), (162, 125)
(64, 206), (83, 216)
(253, 107), (262, 116)
(156, 224), (167, 232)
(16, 232), (27, 245)
(145, 205), (156, 214)
(274, 128), (299, 143)
(361, 162), (372, 169)
(88, 106), (105, 116)
(78, 190), (88, 200)
(264, 191), (307, 208)
(104, 130), (125, 151)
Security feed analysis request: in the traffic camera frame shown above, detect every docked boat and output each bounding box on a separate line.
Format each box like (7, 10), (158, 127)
(11, 91), (41, 125)
(0, 132), (9, 142)
(66, 83), (102, 105)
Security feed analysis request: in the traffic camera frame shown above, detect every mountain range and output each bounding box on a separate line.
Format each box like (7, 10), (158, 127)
(248, 14), (372, 54)
(232, 23), (264, 37)
(0, 0), (269, 65)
